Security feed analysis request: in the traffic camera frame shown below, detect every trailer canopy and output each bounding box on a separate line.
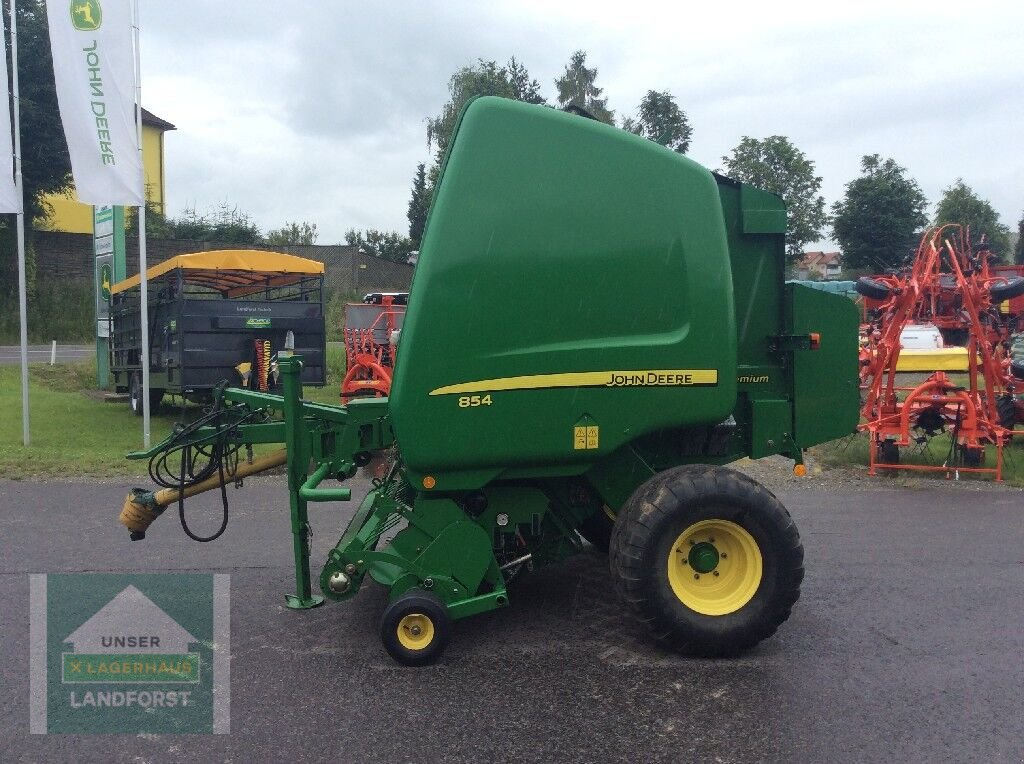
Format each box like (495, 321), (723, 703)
(110, 250), (325, 297)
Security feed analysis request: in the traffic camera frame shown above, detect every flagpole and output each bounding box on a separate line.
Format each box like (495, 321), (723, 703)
(131, 0), (149, 448)
(10, 0), (29, 446)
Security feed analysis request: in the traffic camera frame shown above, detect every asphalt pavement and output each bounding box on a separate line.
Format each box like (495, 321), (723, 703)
(0, 344), (93, 365)
(1, 476), (1022, 762)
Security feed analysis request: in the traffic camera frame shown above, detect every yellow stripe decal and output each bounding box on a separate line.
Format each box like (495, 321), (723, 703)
(429, 369), (718, 396)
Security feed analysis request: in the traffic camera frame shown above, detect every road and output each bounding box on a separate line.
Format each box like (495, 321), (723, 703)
(1, 477), (1022, 762)
(0, 344), (93, 365)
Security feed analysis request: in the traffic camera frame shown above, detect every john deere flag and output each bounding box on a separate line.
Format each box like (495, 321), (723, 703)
(46, 0), (143, 205)
(0, 10), (19, 212)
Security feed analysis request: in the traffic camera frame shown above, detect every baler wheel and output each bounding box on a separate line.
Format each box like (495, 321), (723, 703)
(380, 589), (451, 666)
(578, 505), (616, 553)
(609, 465), (803, 656)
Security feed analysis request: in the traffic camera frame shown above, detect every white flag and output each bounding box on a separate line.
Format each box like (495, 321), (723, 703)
(0, 8), (20, 213)
(46, 0), (143, 205)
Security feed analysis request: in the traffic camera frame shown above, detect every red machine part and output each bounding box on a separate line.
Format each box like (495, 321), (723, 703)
(341, 294), (406, 403)
(857, 225), (1024, 480)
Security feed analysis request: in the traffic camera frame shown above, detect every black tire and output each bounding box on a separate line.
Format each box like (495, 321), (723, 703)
(856, 277), (893, 301)
(128, 373), (143, 416)
(877, 440), (900, 465)
(149, 388), (165, 411)
(989, 277), (1024, 302)
(958, 445), (984, 468)
(379, 589), (451, 666)
(997, 395), (1017, 430)
(578, 506), (616, 553)
(609, 465), (803, 657)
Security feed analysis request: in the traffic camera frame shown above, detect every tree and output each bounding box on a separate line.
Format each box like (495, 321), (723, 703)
(11, 0), (72, 221)
(266, 221), (318, 246)
(1014, 212), (1024, 265)
(344, 228), (414, 263)
(622, 90), (692, 154)
(720, 136), (827, 260)
(427, 58), (546, 166)
(505, 57), (546, 106)
(934, 180), (1012, 259)
(1, 0), (73, 293)
(831, 155), (929, 271)
(407, 163), (429, 247)
(554, 50), (613, 124)
(130, 202), (263, 243)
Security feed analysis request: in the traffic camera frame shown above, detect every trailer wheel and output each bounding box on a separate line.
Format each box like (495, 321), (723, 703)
(380, 589), (451, 666)
(128, 374), (143, 416)
(855, 277), (893, 301)
(578, 505), (616, 553)
(877, 439), (900, 465)
(149, 388), (165, 411)
(609, 465), (802, 656)
(997, 395), (1017, 430)
(989, 276), (1024, 302)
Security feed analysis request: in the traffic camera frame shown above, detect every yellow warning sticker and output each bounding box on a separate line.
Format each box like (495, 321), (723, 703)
(573, 421), (600, 450)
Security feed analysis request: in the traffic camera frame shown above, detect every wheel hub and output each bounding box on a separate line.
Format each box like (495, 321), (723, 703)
(688, 541), (719, 573)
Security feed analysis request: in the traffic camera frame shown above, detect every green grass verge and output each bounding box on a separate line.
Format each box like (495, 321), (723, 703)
(0, 345), (347, 480)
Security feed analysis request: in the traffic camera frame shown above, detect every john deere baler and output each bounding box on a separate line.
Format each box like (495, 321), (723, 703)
(120, 97), (859, 665)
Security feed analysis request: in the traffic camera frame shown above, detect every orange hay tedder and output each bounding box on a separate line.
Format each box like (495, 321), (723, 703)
(857, 225), (1024, 480)
(340, 293), (407, 402)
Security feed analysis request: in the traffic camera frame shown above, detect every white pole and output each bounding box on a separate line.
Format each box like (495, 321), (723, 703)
(49, 340), (56, 365)
(11, 0), (29, 446)
(131, 0), (149, 447)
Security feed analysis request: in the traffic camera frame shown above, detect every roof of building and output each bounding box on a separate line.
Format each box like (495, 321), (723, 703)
(141, 107), (176, 131)
(800, 251), (841, 267)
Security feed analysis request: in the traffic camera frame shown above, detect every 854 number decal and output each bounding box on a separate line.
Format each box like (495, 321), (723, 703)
(458, 394), (493, 408)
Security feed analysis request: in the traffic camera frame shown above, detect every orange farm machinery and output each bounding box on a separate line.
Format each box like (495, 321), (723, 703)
(856, 225), (1024, 479)
(340, 292), (407, 402)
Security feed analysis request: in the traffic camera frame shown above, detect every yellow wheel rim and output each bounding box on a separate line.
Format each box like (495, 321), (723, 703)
(396, 613), (435, 651)
(667, 519), (763, 616)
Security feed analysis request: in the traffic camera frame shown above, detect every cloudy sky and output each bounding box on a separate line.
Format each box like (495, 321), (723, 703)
(140, 1), (1024, 247)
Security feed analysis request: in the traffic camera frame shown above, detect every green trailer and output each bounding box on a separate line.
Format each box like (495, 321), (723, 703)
(109, 250), (327, 412)
(119, 97), (859, 665)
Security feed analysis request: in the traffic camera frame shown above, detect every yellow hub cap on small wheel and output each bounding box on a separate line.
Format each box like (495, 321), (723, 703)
(396, 613), (435, 650)
(667, 519), (763, 616)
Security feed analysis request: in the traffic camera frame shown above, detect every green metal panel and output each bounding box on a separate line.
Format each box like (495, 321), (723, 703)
(750, 399), (792, 458)
(786, 283), (861, 446)
(390, 97), (737, 490)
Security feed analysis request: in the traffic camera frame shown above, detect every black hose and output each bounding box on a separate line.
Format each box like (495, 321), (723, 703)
(147, 400), (266, 543)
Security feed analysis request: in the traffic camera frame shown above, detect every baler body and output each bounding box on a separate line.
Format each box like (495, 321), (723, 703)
(390, 97), (858, 493)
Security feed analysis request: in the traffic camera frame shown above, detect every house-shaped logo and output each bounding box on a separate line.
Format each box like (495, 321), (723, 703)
(62, 585), (200, 683)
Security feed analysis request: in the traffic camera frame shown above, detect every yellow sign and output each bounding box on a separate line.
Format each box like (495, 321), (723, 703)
(573, 421), (600, 451)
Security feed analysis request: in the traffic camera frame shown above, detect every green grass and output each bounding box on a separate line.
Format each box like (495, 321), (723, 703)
(0, 360), (186, 479)
(0, 345), (348, 480)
